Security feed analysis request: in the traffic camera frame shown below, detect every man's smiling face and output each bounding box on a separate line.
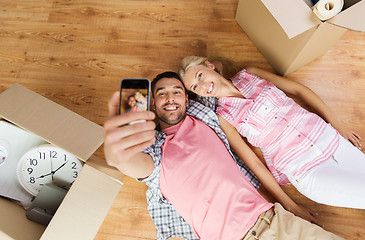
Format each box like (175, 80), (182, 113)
(152, 77), (188, 130)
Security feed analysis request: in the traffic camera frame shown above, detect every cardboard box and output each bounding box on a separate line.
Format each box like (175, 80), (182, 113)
(235, 0), (365, 76)
(0, 84), (124, 240)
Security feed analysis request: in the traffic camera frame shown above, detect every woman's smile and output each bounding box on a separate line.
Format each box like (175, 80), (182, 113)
(207, 82), (214, 94)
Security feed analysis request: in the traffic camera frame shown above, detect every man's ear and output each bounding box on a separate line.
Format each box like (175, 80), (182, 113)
(185, 94), (189, 106)
(150, 98), (155, 110)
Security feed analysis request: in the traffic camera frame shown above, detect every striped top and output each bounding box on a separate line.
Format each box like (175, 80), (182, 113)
(216, 69), (340, 184)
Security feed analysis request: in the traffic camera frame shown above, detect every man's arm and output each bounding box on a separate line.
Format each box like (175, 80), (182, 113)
(104, 91), (155, 179)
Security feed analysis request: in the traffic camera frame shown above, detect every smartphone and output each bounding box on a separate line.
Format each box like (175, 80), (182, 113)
(119, 78), (151, 115)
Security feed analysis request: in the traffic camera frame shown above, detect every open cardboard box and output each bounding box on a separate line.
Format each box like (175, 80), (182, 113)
(235, 0), (365, 76)
(0, 84), (124, 240)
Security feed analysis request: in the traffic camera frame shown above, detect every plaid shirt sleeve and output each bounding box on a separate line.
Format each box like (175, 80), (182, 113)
(194, 95), (218, 111)
(139, 99), (260, 240)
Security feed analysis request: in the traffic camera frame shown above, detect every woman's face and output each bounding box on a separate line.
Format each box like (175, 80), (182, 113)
(182, 62), (225, 98)
(134, 92), (145, 102)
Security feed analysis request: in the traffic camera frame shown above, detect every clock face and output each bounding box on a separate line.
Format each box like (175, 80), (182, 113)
(17, 144), (83, 196)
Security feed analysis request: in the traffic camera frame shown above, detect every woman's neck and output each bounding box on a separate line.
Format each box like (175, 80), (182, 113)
(218, 79), (244, 99)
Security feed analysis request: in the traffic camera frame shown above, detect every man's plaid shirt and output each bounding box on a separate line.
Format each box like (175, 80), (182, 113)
(141, 97), (260, 240)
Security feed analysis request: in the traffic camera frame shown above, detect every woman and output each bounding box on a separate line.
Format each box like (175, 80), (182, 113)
(134, 91), (148, 111)
(179, 56), (365, 209)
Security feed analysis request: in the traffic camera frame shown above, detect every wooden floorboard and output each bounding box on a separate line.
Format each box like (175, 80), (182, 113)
(1, 0), (364, 239)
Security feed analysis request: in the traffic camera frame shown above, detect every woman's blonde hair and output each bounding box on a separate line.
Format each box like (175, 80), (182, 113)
(179, 56), (208, 78)
(179, 56), (243, 79)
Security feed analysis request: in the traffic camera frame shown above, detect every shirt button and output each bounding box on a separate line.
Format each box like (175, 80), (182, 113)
(310, 144), (313, 147)
(298, 134), (301, 137)
(251, 230), (257, 236)
(265, 107), (268, 110)
(287, 125), (289, 127)
(253, 100), (256, 102)
(275, 116), (278, 119)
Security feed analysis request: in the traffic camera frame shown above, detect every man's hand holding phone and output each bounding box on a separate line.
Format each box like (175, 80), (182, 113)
(104, 91), (156, 178)
(119, 78), (151, 124)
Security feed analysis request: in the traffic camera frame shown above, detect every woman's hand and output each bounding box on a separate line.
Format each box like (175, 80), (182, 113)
(336, 125), (362, 149)
(287, 204), (322, 227)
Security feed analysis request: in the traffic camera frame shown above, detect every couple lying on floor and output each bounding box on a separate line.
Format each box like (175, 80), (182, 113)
(103, 56), (365, 240)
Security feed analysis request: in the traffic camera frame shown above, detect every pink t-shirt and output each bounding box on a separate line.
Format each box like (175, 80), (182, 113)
(160, 115), (272, 240)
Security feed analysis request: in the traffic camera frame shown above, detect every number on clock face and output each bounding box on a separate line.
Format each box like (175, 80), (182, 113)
(17, 145), (83, 196)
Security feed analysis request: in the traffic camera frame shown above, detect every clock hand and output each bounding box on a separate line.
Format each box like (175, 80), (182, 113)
(52, 161), (68, 175)
(37, 172), (53, 179)
(51, 155), (54, 181)
(36, 161), (68, 180)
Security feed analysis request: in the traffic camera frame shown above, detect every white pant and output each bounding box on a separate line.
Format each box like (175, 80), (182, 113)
(290, 136), (365, 209)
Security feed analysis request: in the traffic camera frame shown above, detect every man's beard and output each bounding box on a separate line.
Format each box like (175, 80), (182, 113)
(154, 103), (186, 127)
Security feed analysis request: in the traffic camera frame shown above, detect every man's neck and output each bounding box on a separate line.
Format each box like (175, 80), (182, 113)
(159, 116), (187, 130)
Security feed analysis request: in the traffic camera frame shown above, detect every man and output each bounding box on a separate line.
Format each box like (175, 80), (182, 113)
(104, 72), (343, 240)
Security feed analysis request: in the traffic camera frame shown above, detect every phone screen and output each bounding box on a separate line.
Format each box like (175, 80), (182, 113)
(119, 78), (151, 115)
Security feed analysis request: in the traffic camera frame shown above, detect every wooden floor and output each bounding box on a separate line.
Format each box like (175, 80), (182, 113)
(1, 0), (364, 239)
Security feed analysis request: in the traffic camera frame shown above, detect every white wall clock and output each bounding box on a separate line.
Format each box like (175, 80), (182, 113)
(17, 144), (83, 196)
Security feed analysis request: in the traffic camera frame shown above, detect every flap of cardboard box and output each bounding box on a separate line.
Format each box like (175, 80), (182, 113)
(0, 84), (104, 162)
(261, 0), (321, 39)
(328, 0), (365, 31)
(260, 0), (364, 39)
(0, 197), (46, 240)
(86, 154), (124, 182)
(40, 164), (122, 240)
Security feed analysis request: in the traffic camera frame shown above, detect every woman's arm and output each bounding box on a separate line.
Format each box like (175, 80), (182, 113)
(218, 115), (321, 225)
(246, 66), (362, 149)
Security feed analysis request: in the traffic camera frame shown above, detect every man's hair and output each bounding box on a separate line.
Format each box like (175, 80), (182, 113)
(127, 95), (135, 100)
(151, 71), (187, 97)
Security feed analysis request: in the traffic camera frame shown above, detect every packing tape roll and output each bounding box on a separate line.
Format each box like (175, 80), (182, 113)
(312, 0), (344, 20)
